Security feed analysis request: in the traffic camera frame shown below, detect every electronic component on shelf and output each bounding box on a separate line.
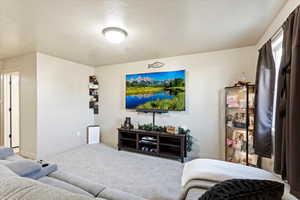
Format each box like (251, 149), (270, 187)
(139, 140), (157, 145)
(141, 136), (157, 141)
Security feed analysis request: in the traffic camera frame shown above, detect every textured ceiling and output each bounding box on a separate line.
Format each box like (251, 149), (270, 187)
(0, 0), (287, 66)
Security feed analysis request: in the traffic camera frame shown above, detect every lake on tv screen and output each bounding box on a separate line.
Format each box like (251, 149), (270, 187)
(125, 70), (185, 111)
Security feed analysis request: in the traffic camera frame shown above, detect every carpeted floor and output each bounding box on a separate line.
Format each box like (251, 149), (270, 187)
(47, 144), (184, 200)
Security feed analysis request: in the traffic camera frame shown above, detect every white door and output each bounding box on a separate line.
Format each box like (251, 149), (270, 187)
(1, 72), (20, 150)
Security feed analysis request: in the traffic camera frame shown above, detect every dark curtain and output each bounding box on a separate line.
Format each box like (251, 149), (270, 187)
(254, 41), (276, 158)
(274, 6), (300, 198)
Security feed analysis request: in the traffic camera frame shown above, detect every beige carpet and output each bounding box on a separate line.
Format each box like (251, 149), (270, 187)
(47, 144), (184, 200)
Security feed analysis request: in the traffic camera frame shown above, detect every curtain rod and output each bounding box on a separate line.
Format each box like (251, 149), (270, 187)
(271, 26), (283, 41)
(258, 25), (283, 49)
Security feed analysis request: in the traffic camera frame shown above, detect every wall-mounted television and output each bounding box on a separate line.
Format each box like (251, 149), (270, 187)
(126, 70), (185, 111)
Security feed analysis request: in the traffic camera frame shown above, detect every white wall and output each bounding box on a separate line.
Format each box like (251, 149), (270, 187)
(0, 53), (37, 158)
(36, 53), (95, 158)
(95, 46), (257, 159)
(0, 53), (96, 158)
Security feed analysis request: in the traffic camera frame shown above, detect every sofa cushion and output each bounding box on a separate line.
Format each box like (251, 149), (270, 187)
(39, 176), (94, 197)
(0, 176), (95, 200)
(0, 164), (17, 178)
(99, 188), (146, 200)
(199, 179), (284, 200)
(50, 171), (106, 196)
(50, 171), (146, 200)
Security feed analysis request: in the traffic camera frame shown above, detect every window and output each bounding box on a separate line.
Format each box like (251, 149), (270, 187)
(272, 31), (283, 67)
(271, 30), (283, 131)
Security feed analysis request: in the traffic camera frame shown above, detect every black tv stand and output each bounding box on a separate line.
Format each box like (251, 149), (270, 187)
(118, 128), (186, 162)
(136, 109), (168, 126)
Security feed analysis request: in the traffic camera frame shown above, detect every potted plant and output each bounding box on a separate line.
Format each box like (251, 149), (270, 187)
(178, 127), (193, 153)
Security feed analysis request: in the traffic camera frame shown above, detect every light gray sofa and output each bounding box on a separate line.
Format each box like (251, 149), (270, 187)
(0, 148), (145, 200)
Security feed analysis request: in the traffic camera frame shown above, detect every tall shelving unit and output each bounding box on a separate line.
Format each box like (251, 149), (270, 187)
(225, 84), (258, 167)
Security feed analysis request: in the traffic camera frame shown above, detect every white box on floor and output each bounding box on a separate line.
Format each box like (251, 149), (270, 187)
(87, 125), (100, 144)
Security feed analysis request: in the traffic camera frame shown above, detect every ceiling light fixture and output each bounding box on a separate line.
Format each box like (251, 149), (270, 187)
(102, 27), (128, 44)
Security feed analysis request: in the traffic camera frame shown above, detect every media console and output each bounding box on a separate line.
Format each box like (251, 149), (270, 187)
(118, 128), (186, 162)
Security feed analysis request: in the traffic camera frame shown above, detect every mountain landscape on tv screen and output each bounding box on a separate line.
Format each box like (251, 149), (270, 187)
(126, 70), (185, 111)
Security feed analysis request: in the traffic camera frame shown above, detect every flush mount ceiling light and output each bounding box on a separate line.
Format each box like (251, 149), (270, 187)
(102, 27), (128, 44)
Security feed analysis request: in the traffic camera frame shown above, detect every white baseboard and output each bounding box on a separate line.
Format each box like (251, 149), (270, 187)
(20, 150), (36, 159)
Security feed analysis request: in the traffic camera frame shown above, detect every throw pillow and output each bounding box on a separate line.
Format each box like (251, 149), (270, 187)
(199, 179), (284, 200)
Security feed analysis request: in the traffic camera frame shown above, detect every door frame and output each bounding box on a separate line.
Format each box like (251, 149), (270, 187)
(0, 68), (21, 149)
(0, 73), (3, 146)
